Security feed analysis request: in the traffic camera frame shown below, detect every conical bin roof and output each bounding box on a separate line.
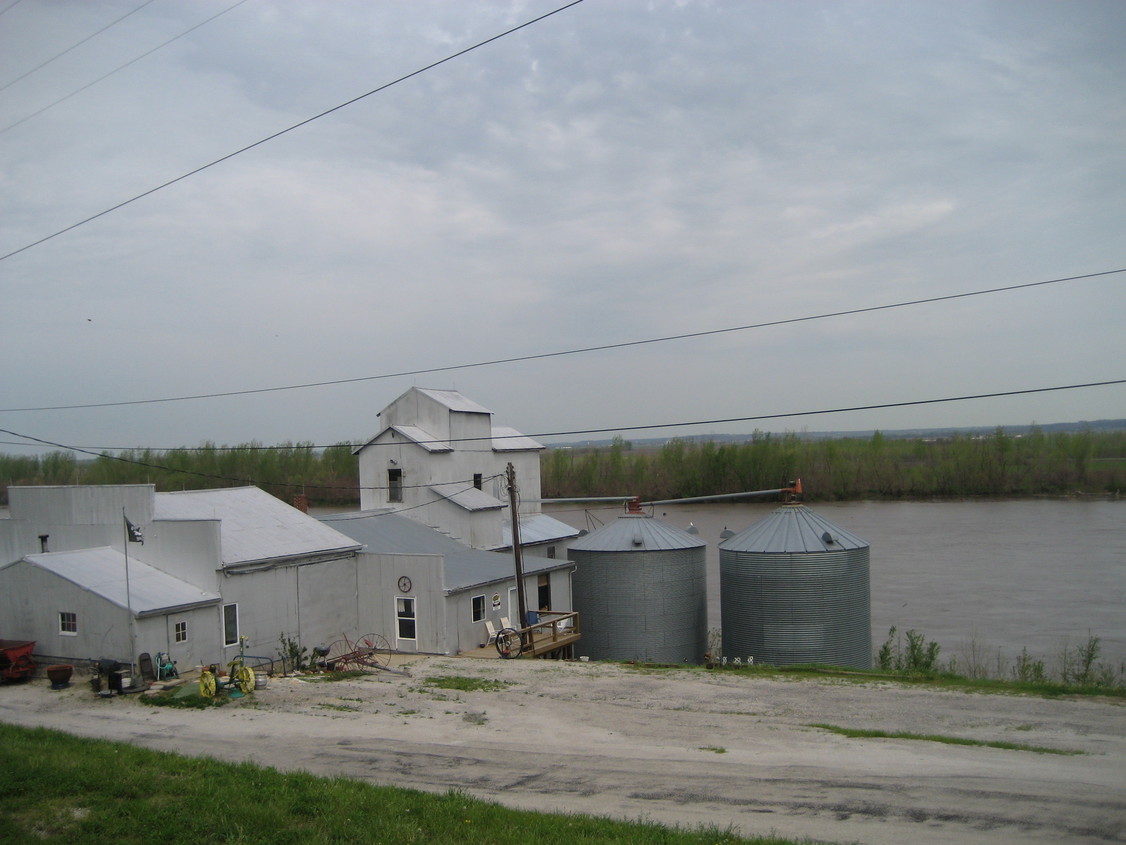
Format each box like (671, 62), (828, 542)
(569, 513), (706, 553)
(718, 504), (867, 554)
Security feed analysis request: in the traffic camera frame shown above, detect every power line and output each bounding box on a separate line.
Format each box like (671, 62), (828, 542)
(3, 378), (1122, 456)
(1, 266), (1120, 414)
(1, 0), (251, 136)
(0, 0), (159, 93)
(0, 0), (587, 264)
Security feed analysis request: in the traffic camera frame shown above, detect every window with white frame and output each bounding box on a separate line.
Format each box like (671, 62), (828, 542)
(471, 594), (485, 623)
(396, 596), (416, 640)
(174, 621), (188, 643)
(223, 604), (239, 646)
(59, 611), (77, 635)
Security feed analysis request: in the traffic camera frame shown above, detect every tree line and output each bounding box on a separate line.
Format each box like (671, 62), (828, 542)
(540, 428), (1126, 501)
(2, 427), (1124, 508)
(0, 442), (359, 508)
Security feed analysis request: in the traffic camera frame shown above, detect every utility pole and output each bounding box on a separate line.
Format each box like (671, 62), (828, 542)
(506, 462), (528, 629)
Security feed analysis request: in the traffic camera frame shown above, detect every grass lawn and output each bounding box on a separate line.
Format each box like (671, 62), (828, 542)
(0, 722), (815, 845)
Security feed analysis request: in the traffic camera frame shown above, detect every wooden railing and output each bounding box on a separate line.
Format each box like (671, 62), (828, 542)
(517, 610), (580, 657)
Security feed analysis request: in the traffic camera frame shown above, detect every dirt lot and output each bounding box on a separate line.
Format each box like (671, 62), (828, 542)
(3, 657), (1124, 845)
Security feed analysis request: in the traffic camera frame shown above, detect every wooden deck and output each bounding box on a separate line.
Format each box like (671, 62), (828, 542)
(459, 611), (581, 660)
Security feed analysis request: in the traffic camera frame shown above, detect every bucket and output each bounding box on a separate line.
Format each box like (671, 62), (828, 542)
(254, 674), (268, 690)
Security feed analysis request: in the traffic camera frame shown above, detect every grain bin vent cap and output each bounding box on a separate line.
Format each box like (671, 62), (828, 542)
(718, 504), (868, 553)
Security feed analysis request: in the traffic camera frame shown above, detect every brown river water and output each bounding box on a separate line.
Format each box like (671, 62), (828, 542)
(545, 498), (1126, 671)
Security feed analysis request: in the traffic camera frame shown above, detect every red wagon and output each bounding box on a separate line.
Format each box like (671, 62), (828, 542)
(0, 640), (36, 682)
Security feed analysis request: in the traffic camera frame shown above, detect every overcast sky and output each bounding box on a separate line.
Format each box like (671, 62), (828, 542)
(2, 0), (1123, 457)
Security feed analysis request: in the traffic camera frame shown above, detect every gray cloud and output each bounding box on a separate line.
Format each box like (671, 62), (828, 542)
(1, 0), (1123, 453)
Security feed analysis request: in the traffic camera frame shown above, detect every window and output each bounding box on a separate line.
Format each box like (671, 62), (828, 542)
(546, 545), (556, 559)
(388, 468), (403, 503)
(174, 621), (188, 643)
(473, 473), (483, 490)
(396, 596), (416, 640)
(537, 573), (551, 611)
(223, 604), (239, 646)
(59, 611), (77, 635)
(471, 595), (485, 623)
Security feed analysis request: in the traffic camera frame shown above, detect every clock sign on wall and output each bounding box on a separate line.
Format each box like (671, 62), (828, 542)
(397, 576), (412, 593)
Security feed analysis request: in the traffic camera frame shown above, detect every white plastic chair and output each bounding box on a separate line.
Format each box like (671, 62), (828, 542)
(484, 620), (498, 645)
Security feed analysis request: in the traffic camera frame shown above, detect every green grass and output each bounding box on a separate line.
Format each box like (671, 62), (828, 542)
(625, 661), (1126, 700)
(0, 723), (810, 845)
(421, 675), (515, 693)
(808, 723), (1083, 755)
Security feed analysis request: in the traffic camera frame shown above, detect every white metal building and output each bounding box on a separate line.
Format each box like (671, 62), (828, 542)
(354, 387), (577, 555)
(0, 484), (362, 669)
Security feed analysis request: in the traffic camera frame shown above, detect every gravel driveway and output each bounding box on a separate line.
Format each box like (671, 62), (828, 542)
(3, 657), (1124, 845)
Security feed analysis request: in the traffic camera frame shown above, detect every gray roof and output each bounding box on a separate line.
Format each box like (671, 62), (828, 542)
(568, 513), (706, 552)
(491, 425), (544, 452)
(320, 510), (569, 592)
(429, 483), (505, 512)
(22, 547), (220, 617)
(503, 513), (580, 546)
(155, 487), (361, 567)
(415, 388), (492, 415)
(389, 425), (453, 451)
(718, 504), (868, 553)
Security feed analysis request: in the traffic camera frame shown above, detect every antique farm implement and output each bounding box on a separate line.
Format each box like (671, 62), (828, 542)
(322, 632), (393, 673)
(199, 636), (256, 698)
(0, 639), (36, 682)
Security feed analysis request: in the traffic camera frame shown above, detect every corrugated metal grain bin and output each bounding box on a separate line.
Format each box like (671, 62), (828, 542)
(719, 504), (871, 668)
(570, 512), (707, 663)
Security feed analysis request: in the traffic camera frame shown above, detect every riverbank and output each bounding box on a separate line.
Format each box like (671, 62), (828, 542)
(2, 657), (1124, 844)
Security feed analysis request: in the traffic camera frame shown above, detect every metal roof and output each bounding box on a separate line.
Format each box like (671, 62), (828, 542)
(388, 425), (453, 451)
(428, 483), (505, 512)
(154, 487), (362, 566)
(502, 513), (580, 546)
(568, 513), (707, 552)
(320, 510), (568, 592)
(414, 388), (492, 415)
(491, 426), (544, 452)
(21, 547), (220, 617)
(718, 504), (868, 554)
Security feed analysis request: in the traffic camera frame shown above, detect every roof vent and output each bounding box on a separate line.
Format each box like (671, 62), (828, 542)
(821, 531), (837, 545)
(631, 533), (643, 547)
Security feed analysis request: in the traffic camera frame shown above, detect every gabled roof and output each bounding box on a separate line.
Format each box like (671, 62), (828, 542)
(20, 547), (220, 617)
(154, 487), (361, 567)
(428, 483), (505, 512)
(319, 510), (569, 593)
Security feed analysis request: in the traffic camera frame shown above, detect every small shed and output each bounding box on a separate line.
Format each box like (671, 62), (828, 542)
(0, 547), (220, 667)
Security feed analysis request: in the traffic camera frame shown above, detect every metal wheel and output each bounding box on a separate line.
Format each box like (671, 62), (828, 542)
(325, 638), (356, 672)
(495, 628), (523, 659)
(199, 670), (217, 698)
(355, 633), (391, 668)
(233, 665), (255, 694)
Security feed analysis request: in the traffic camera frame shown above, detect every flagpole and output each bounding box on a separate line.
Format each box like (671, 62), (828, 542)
(122, 510), (136, 678)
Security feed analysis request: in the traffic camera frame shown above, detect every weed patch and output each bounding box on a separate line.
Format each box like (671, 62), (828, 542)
(809, 723), (1082, 755)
